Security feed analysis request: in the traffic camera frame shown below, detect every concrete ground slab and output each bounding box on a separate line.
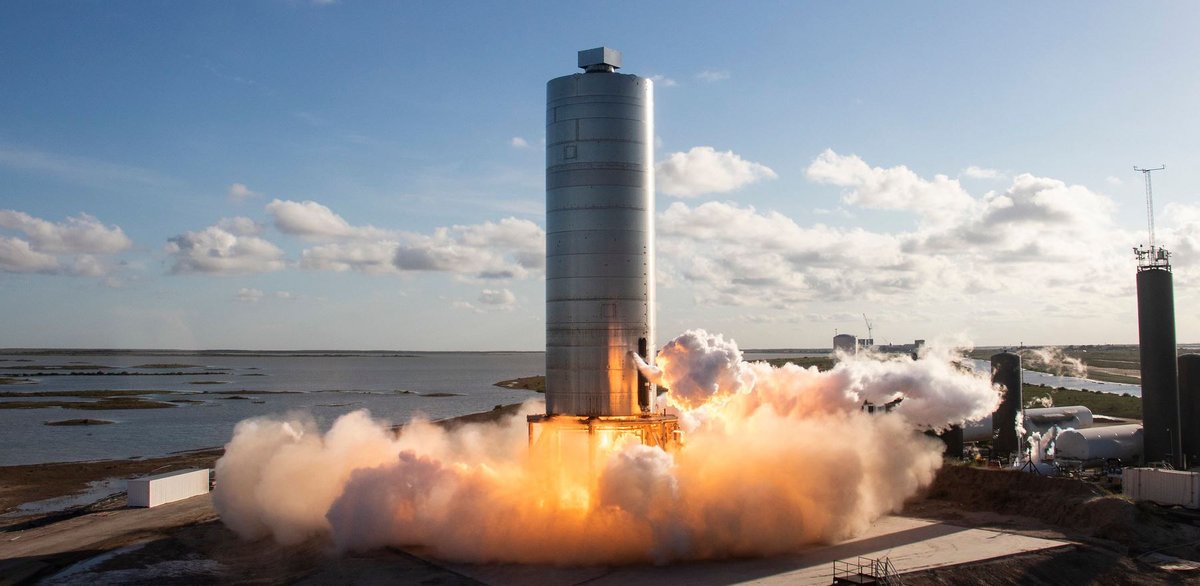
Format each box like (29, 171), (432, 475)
(448, 515), (1069, 586)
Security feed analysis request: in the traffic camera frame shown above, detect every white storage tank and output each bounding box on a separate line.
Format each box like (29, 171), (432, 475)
(1055, 424), (1143, 463)
(833, 334), (857, 355)
(1025, 406), (1094, 434)
(1123, 467), (1200, 509)
(127, 468), (210, 508)
(963, 405), (1097, 444)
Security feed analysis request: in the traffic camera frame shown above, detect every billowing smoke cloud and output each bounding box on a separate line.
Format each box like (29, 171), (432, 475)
(214, 330), (999, 564)
(1018, 346), (1087, 378)
(635, 329), (754, 410)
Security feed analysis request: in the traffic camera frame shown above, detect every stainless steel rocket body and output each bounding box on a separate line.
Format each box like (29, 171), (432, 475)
(545, 56), (655, 417)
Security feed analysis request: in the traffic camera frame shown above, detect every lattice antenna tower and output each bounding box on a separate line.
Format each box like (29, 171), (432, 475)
(1133, 165), (1170, 271)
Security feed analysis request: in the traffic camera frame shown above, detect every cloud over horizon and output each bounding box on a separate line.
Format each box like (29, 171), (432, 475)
(657, 150), (1160, 319)
(0, 209), (131, 276)
(166, 222), (287, 275)
(656, 146), (776, 198)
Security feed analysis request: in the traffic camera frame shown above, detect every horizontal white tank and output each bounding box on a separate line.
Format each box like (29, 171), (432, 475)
(127, 468), (210, 508)
(1025, 406), (1094, 434)
(1123, 468), (1200, 509)
(1055, 424), (1143, 462)
(962, 405), (1096, 443)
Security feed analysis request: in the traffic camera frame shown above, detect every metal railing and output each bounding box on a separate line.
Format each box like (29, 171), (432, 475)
(832, 555), (903, 585)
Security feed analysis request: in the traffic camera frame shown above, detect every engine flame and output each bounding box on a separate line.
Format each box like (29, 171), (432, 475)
(214, 329), (1000, 564)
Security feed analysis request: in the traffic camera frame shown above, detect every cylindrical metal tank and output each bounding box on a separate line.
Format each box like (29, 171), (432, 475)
(1056, 424), (1144, 463)
(1025, 406), (1094, 434)
(545, 47), (655, 417)
(833, 334), (857, 355)
(965, 406), (1095, 444)
(1137, 268), (1181, 466)
(1179, 354), (1200, 466)
(938, 425), (964, 458)
(990, 352), (1023, 457)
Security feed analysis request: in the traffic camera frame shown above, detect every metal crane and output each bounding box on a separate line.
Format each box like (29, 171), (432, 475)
(862, 313), (874, 346)
(1135, 165), (1165, 249)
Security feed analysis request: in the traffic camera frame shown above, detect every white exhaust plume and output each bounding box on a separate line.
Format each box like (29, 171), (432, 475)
(214, 329), (1000, 564)
(1018, 346), (1087, 378)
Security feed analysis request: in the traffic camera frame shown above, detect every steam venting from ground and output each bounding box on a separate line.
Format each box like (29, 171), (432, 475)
(214, 329), (1000, 565)
(1018, 346), (1087, 378)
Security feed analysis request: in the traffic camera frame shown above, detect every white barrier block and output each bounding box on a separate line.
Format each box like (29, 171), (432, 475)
(1123, 467), (1200, 509)
(127, 468), (210, 508)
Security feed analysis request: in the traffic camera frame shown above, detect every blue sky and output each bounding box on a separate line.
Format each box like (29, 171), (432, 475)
(2, 2), (1198, 350)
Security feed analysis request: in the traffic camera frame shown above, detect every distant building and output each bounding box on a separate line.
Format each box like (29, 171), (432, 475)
(833, 333), (858, 355)
(875, 340), (926, 356)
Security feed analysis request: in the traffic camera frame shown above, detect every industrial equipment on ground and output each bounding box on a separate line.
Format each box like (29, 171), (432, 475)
(528, 47), (678, 454)
(832, 555), (903, 585)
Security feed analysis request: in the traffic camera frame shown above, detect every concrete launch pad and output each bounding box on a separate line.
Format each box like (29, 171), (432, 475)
(0, 495), (1131, 585)
(445, 516), (1068, 586)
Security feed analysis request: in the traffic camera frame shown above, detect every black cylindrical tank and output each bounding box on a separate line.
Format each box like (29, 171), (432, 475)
(938, 425), (964, 459)
(990, 352), (1022, 457)
(1178, 354), (1200, 467)
(1137, 268), (1180, 467)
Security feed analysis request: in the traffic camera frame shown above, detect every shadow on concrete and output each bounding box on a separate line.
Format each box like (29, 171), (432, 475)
(448, 521), (975, 586)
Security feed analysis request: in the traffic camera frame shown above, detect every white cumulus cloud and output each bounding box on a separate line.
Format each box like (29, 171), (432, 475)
(0, 210), (132, 254)
(657, 150), (1159, 320)
(300, 240), (401, 274)
(228, 183), (261, 202)
(0, 209), (131, 276)
(656, 147), (777, 198)
(393, 217), (545, 280)
(478, 288), (517, 310)
(0, 236), (60, 273)
(806, 149), (974, 225)
(510, 137), (530, 149)
(166, 222), (286, 275)
(271, 199), (545, 280)
(266, 199), (389, 241)
(961, 166), (1002, 180)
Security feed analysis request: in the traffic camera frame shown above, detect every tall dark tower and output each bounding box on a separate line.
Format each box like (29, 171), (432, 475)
(1134, 164), (1181, 468)
(990, 351), (1022, 458)
(1178, 354), (1200, 466)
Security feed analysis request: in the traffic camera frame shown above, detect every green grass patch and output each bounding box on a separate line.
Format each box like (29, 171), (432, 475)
(0, 397), (176, 410)
(1023, 383), (1141, 419)
(759, 356), (834, 371)
(44, 418), (115, 426)
(0, 390), (163, 398)
(494, 376), (546, 392)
